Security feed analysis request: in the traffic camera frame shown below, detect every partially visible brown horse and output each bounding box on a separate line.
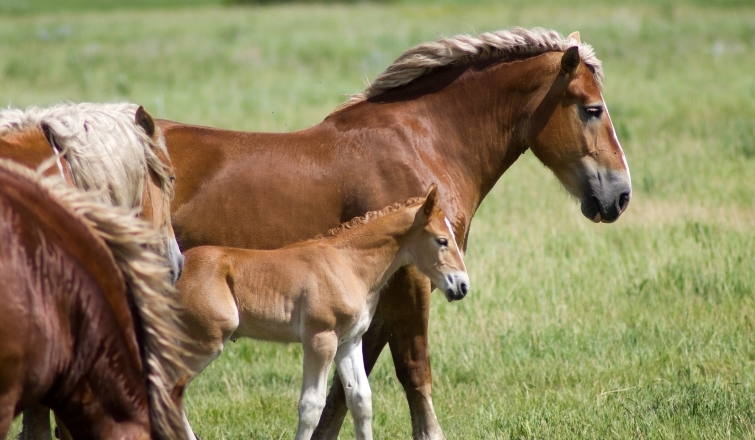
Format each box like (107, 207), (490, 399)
(0, 159), (188, 440)
(175, 28), (630, 438)
(0, 102), (183, 283)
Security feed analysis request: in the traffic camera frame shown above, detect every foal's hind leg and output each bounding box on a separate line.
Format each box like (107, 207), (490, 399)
(296, 331), (337, 440)
(334, 338), (373, 440)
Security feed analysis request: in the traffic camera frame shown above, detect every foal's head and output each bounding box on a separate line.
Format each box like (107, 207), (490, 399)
(526, 33), (631, 223)
(405, 185), (470, 302)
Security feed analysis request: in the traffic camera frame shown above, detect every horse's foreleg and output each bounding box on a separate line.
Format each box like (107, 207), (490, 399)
(313, 303), (388, 440)
(19, 406), (52, 440)
(383, 268), (444, 440)
(52, 414), (73, 440)
(297, 331), (338, 440)
(334, 338), (373, 440)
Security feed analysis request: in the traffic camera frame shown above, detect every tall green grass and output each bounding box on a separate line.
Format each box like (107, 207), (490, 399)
(2, 2), (754, 438)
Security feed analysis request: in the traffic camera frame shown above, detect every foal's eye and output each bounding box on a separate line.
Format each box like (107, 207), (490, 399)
(436, 238), (449, 246)
(584, 105), (603, 119)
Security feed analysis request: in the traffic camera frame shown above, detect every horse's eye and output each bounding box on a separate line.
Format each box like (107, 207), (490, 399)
(436, 237), (448, 246)
(585, 105), (603, 119)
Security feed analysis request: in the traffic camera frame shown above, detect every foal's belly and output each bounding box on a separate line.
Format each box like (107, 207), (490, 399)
(232, 314), (301, 344)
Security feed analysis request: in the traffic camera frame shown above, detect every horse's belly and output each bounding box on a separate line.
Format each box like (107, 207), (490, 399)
(233, 315), (301, 344)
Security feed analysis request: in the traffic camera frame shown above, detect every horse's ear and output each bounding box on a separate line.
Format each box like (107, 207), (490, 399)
(568, 31), (581, 43)
(135, 106), (156, 137)
(561, 46), (580, 75)
(421, 183), (439, 217)
(41, 123), (54, 148)
(171, 374), (190, 405)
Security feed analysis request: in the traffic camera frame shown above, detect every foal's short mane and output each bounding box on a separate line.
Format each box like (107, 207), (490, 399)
(0, 160), (188, 440)
(318, 195), (425, 240)
(337, 27), (602, 110)
(0, 102), (174, 208)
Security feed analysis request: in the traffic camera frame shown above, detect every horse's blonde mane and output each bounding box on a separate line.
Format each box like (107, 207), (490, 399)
(0, 160), (188, 440)
(0, 102), (174, 209)
(338, 27), (603, 110)
(317, 195), (425, 240)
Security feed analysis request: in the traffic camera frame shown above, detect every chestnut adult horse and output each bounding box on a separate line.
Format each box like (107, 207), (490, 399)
(177, 185), (469, 440)
(0, 159), (189, 440)
(161, 28), (631, 439)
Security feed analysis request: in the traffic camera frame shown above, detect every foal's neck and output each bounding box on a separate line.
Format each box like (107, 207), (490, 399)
(328, 208), (417, 293)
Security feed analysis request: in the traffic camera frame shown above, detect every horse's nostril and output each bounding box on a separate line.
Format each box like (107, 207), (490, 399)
(461, 283), (468, 295)
(619, 192), (630, 212)
(446, 275), (454, 285)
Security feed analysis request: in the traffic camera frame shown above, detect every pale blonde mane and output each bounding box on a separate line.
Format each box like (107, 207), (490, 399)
(339, 27), (603, 109)
(0, 102), (173, 209)
(0, 159), (188, 440)
(318, 195), (425, 240)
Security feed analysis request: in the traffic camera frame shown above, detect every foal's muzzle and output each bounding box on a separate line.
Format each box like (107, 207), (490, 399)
(442, 271), (471, 302)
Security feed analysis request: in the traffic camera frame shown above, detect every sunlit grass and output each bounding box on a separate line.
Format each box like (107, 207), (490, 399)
(3, 1), (754, 438)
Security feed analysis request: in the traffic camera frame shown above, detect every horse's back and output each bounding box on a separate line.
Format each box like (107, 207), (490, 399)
(159, 119), (427, 251)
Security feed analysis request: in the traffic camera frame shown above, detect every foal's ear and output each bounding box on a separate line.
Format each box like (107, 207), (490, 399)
(561, 46), (580, 75)
(421, 184), (439, 217)
(568, 31), (581, 43)
(135, 105), (156, 137)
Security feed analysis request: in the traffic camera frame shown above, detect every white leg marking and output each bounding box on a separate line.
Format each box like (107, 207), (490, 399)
(335, 338), (373, 440)
(296, 333), (337, 440)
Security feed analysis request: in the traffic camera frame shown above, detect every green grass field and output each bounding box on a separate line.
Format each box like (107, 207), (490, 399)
(2, 1), (754, 439)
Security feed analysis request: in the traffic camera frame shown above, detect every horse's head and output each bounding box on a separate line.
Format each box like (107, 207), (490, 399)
(135, 106), (184, 283)
(526, 34), (631, 223)
(407, 185), (470, 302)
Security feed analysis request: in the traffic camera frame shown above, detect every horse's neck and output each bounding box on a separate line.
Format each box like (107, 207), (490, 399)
(341, 56), (554, 212)
(329, 210), (416, 293)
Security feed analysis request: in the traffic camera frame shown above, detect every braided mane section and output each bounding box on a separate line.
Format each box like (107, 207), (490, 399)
(339, 27), (602, 109)
(318, 195), (425, 240)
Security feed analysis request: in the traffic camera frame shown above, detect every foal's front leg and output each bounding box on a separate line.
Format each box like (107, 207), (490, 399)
(335, 338), (373, 440)
(297, 331), (338, 440)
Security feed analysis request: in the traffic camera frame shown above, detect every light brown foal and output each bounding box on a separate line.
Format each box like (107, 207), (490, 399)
(176, 186), (469, 440)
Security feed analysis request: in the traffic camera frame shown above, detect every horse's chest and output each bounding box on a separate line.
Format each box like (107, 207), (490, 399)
(337, 292), (379, 345)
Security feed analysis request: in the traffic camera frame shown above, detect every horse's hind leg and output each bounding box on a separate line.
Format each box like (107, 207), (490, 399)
(19, 406), (52, 440)
(0, 391), (22, 440)
(53, 414), (73, 440)
(296, 331), (337, 440)
(334, 338), (373, 440)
